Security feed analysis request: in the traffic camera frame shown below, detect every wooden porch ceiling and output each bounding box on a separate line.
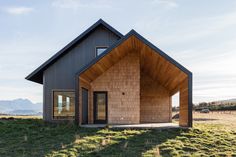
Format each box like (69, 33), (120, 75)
(79, 35), (188, 94)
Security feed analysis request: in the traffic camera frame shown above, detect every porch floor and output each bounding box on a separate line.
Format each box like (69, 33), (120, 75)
(81, 123), (182, 129)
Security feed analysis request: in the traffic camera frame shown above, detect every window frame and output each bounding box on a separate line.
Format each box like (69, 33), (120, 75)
(52, 89), (75, 120)
(95, 46), (108, 57)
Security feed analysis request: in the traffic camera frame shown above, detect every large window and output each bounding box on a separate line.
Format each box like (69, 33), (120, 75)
(53, 91), (75, 120)
(96, 47), (107, 56)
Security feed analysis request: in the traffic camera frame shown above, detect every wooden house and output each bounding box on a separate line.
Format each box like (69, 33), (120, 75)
(26, 19), (192, 127)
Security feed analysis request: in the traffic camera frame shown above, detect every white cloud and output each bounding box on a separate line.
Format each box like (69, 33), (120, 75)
(3, 6), (34, 15)
(52, 0), (111, 10)
(152, 0), (178, 8)
(159, 11), (236, 45)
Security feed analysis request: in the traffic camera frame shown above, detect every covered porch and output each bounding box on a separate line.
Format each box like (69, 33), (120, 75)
(75, 31), (192, 127)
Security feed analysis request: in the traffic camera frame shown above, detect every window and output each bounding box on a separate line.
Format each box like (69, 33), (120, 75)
(53, 91), (75, 120)
(66, 97), (70, 111)
(58, 95), (63, 114)
(96, 47), (107, 56)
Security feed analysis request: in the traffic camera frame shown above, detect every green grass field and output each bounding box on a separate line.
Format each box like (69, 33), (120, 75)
(0, 118), (236, 157)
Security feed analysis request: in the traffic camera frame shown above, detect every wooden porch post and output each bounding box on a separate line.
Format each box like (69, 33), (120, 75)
(179, 74), (192, 127)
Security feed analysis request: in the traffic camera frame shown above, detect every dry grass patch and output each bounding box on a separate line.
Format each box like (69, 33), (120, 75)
(193, 111), (236, 129)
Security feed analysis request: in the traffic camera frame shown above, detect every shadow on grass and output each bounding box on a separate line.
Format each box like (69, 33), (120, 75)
(0, 119), (188, 157)
(0, 118), (98, 156)
(87, 128), (186, 157)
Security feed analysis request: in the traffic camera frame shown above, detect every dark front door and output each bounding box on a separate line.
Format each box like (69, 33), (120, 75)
(82, 88), (88, 124)
(93, 92), (107, 124)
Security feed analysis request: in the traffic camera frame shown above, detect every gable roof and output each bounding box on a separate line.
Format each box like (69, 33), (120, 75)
(77, 29), (192, 77)
(25, 19), (123, 84)
(77, 29), (192, 94)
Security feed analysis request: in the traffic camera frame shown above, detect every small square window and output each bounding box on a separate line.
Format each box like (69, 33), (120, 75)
(96, 47), (107, 56)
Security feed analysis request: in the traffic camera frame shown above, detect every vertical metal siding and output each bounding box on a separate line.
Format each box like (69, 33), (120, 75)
(43, 26), (120, 121)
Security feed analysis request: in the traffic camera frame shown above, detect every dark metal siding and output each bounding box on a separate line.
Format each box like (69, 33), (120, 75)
(43, 26), (120, 121)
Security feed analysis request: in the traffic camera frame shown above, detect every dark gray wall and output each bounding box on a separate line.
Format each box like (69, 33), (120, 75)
(43, 26), (120, 121)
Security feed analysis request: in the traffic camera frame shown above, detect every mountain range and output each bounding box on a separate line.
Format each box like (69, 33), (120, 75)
(0, 98), (235, 116)
(0, 98), (42, 115)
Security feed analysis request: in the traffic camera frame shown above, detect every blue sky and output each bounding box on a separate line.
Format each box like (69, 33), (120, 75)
(0, 0), (236, 104)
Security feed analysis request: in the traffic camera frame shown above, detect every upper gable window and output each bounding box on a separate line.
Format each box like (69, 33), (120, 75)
(96, 46), (108, 56)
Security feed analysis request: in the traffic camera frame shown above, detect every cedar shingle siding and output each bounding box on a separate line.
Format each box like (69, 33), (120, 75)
(140, 72), (171, 123)
(91, 52), (140, 124)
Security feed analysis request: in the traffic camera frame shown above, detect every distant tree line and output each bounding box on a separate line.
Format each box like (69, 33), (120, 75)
(172, 101), (236, 111)
(194, 102), (236, 111)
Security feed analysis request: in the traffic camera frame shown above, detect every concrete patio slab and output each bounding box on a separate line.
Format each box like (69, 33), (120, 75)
(81, 123), (183, 129)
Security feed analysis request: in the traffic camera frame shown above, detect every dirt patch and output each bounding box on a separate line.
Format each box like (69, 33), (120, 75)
(0, 117), (15, 121)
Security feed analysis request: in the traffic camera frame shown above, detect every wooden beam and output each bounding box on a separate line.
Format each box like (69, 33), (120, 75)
(179, 77), (190, 127)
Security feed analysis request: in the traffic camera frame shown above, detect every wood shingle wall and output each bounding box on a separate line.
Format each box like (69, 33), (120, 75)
(91, 52), (140, 124)
(140, 72), (172, 123)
